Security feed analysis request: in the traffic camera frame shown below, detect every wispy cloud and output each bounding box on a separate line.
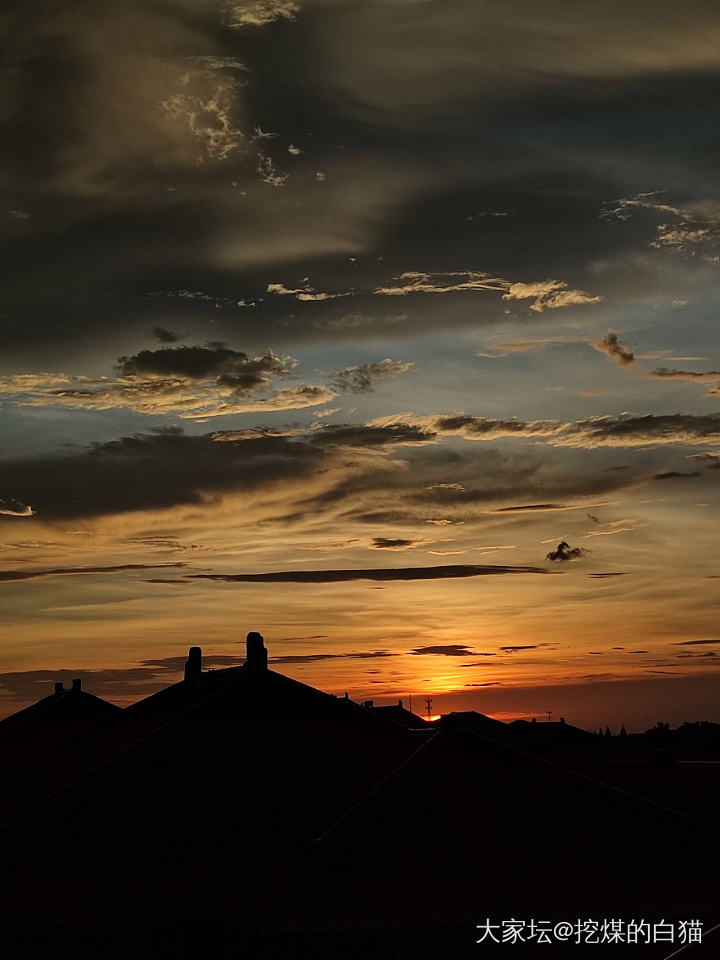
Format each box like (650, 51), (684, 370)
(266, 269), (602, 313)
(331, 358), (413, 393)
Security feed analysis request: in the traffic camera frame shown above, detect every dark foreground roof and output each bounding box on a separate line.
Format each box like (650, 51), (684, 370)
(1, 638), (718, 958)
(0, 681), (119, 766)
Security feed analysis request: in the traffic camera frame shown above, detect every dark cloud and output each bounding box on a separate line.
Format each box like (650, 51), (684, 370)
(0, 563), (185, 584)
(331, 359), (413, 394)
(270, 650), (394, 664)
(592, 331), (635, 367)
(500, 646), (538, 653)
(674, 639), (720, 646)
(675, 651), (719, 659)
(309, 423), (436, 448)
(653, 471), (701, 480)
(410, 645), (481, 657)
(188, 563), (556, 584)
(648, 367), (720, 382)
(427, 413), (720, 449)
(0, 428), (324, 519)
(116, 343), (291, 392)
(546, 541), (585, 562)
(588, 572), (627, 578)
(0, 498), (34, 518)
(371, 538), (420, 550)
(151, 327), (185, 344)
(495, 503), (568, 513)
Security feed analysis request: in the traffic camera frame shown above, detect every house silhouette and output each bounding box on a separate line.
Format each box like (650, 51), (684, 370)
(1, 632), (718, 958)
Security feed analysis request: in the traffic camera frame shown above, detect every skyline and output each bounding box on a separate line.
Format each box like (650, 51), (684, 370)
(2, 0), (720, 730)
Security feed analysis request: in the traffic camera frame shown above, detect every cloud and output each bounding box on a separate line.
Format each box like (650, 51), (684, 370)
(0, 345), (337, 419)
(414, 412), (720, 449)
(374, 270), (508, 297)
(409, 644), (484, 657)
(116, 344), (291, 384)
(151, 327), (184, 344)
(476, 336), (583, 357)
(653, 471), (701, 480)
(0, 563), (185, 584)
(592, 331), (635, 367)
(501, 280), (603, 312)
(602, 192), (720, 263)
(266, 282), (351, 302)
(187, 563), (557, 584)
(371, 538), (428, 551)
(673, 639), (720, 646)
(0, 499), (34, 518)
(546, 541), (585, 562)
(270, 650), (395, 664)
(601, 192), (686, 222)
(0, 428), (326, 520)
(222, 0), (300, 29)
(493, 503), (569, 513)
(648, 368), (720, 393)
(309, 422), (436, 448)
(373, 271), (602, 312)
(500, 646), (538, 653)
(331, 358), (413, 394)
(267, 269), (602, 315)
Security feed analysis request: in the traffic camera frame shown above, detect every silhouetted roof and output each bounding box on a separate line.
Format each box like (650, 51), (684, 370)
(371, 704), (429, 729)
(2, 655), (719, 955)
(0, 685), (120, 765)
(315, 722), (720, 920)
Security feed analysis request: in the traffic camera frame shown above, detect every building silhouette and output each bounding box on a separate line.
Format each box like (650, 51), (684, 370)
(1, 632), (718, 958)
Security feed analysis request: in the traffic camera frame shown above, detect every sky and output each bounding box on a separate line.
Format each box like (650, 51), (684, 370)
(2, 0), (720, 730)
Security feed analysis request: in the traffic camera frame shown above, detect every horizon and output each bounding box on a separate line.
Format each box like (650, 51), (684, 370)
(2, 1), (720, 735)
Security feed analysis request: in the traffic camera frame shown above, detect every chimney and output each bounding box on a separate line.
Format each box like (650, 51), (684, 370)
(531, 717), (537, 724)
(560, 716), (566, 725)
(397, 699), (403, 708)
(245, 632), (268, 672)
(54, 682), (64, 695)
(184, 646), (202, 683)
(71, 678), (82, 693)
(362, 699), (374, 709)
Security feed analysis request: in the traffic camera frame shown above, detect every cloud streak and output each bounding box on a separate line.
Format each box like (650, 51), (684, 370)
(187, 563), (556, 584)
(0, 563), (186, 584)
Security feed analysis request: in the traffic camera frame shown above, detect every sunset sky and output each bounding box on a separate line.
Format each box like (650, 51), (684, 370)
(2, 0), (720, 730)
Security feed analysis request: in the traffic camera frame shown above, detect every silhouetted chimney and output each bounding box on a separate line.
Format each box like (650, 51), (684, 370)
(71, 678), (82, 693)
(54, 682), (64, 695)
(245, 632), (268, 672)
(560, 717), (565, 725)
(362, 699), (374, 709)
(184, 646), (202, 683)
(531, 717), (537, 724)
(397, 699), (403, 708)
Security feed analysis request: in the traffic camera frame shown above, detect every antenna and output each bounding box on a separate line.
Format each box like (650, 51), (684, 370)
(408, 693), (413, 714)
(425, 696), (433, 720)
(546, 710), (553, 723)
